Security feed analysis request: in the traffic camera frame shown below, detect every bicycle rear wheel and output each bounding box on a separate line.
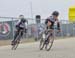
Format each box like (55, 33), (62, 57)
(40, 38), (45, 50)
(39, 33), (46, 50)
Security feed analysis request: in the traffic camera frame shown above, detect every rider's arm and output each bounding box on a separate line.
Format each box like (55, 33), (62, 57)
(25, 19), (28, 29)
(57, 21), (61, 30)
(15, 20), (21, 28)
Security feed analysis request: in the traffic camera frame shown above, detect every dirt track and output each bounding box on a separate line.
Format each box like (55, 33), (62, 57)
(0, 37), (75, 58)
(0, 39), (35, 46)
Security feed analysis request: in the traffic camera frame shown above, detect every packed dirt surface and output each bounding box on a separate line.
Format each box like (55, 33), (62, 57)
(0, 37), (74, 46)
(0, 37), (75, 58)
(0, 38), (35, 46)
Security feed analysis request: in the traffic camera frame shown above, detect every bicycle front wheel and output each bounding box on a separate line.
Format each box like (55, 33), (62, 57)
(11, 33), (21, 50)
(45, 36), (54, 51)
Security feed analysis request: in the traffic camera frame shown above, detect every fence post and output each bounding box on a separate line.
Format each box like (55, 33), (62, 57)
(12, 18), (14, 40)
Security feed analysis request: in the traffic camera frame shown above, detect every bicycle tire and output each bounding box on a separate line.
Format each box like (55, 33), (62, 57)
(13, 41), (20, 50)
(11, 31), (21, 50)
(39, 32), (46, 50)
(40, 38), (45, 50)
(45, 36), (54, 51)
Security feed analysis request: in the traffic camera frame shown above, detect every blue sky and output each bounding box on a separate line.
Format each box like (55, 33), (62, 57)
(0, 0), (75, 21)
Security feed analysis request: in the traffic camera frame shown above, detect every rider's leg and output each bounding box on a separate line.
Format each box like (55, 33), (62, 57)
(13, 29), (20, 41)
(20, 31), (23, 38)
(14, 32), (19, 41)
(45, 32), (53, 44)
(11, 29), (20, 45)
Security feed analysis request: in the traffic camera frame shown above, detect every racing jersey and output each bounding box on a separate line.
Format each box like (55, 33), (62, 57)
(45, 16), (60, 30)
(16, 18), (28, 29)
